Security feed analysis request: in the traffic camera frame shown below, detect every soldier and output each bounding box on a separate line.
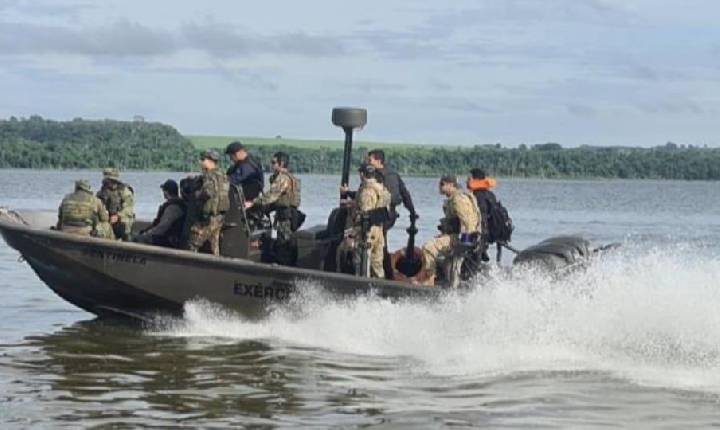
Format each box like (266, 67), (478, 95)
(246, 152), (303, 265)
(353, 163), (392, 278)
(467, 168), (498, 262)
(57, 180), (113, 238)
(186, 150), (230, 256)
(366, 149), (418, 279)
(97, 168), (135, 240)
(420, 175), (481, 286)
(134, 180), (187, 248)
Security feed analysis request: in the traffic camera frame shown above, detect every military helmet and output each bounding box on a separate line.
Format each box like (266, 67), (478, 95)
(200, 150), (220, 162)
(102, 168), (121, 181)
(75, 179), (92, 193)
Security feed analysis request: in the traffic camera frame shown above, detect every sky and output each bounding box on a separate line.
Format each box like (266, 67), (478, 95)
(1, 0), (719, 147)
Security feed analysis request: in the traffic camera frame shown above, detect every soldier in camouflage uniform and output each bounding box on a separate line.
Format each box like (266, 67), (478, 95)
(353, 164), (392, 278)
(186, 150), (230, 256)
(421, 175), (481, 286)
(246, 152), (302, 265)
(97, 168), (135, 241)
(57, 180), (114, 239)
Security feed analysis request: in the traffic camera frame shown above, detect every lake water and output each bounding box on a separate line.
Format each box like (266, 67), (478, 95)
(2, 169), (720, 428)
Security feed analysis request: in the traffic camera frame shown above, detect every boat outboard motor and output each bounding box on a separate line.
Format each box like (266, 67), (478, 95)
(513, 235), (591, 272)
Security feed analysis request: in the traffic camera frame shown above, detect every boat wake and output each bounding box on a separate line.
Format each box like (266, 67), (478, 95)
(149, 241), (720, 393)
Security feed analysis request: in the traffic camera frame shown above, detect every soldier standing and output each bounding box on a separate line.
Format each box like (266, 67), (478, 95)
(225, 141), (265, 201)
(366, 149), (417, 279)
(57, 180), (113, 239)
(353, 163), (392, 278)
(420, 175), (481, 286)
(97, 168), (135, 240)
(186, 150), (230, 255)
(246, 152), (302, 265)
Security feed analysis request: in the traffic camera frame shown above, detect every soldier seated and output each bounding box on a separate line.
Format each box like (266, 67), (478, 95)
(134, 180), (187, 248)
(97, 168), (135, 241)
(420, 175), (482, 287)
(57, 180), (113, 239)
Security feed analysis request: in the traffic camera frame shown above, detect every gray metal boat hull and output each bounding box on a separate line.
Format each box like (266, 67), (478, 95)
(0, 210), (435, 320)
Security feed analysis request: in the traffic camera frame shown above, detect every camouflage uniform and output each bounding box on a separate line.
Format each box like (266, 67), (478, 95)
(97, 168), (135, 240)
(187, 167), (230, 256)
(57, 180), (114, 239)
(254, 170), (301, 243)
(421, 189), (481, 284)
(354, 178), (392, 278)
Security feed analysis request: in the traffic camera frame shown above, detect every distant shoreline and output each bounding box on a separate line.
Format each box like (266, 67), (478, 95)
(2, 117), (719, 180)
(1, 167), (716, 183)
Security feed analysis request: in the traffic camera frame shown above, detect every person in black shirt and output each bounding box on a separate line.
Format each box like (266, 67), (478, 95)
(225, 141), (264, 201)
(367, 149), (418, 279)
(466, 168), (498, 262)
(135, 179), (187, 248)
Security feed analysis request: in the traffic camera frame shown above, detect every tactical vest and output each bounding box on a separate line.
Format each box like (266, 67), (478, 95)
(358, 180), (391, 226)
(60, 190), (98, 227)
(97, 187), (122, 215)
(97, 183), (133, 217)
(274, 172), (301, 208)
(442, 191), (480, 234)
(201, 169), (230, 216)
(152, 198), (187, 240)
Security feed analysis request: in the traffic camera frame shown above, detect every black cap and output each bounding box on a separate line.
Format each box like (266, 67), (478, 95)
(160, 179), (179, 196)
(225, 141), (245, 155)
(470, 168), (486, 179)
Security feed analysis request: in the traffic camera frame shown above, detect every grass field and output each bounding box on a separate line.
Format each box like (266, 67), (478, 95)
(188, 135), (437, 150)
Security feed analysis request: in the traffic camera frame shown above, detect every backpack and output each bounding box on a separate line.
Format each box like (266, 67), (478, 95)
(486, 200), (513, 244)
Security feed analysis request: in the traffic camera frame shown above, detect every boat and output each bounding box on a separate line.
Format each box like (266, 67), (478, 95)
(0, 108), (601, 320)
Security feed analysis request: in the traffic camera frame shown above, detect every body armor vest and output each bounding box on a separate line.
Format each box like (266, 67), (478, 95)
(275, 172), (301, 208)
(60, 190), (98, 226)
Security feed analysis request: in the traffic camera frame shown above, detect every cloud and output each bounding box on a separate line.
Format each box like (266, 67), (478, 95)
(0, 20), (176, 56)
(181, 21), (345, 58)
(634, 98), (705, 115)
(0, 17), (347, 59)
(566, 103), (597, 117)
(347, 79), (407, 94)
(11, 1), (96, 17)
(421, 0), (637, 30)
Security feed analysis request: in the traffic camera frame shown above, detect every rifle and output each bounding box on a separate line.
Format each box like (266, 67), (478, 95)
(355, 213), (371, 277)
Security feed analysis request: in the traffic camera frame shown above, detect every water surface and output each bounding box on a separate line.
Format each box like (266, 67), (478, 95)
(2, 169), (720, 428)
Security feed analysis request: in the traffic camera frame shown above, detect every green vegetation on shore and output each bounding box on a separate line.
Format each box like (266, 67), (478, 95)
(188, 135), (430, 150)
(2, 117), (720, 180)
(0, 116), (196, 170)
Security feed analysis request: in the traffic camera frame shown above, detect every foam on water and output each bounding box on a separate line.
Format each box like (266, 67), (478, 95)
(150, 242), (720, 393)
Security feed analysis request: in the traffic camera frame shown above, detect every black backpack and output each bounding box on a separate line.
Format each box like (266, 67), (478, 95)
(486, 200), (513, 244)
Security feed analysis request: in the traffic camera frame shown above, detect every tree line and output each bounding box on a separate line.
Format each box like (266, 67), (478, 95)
(1, 116), (719, 180)
(0, 116), (197, 170)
